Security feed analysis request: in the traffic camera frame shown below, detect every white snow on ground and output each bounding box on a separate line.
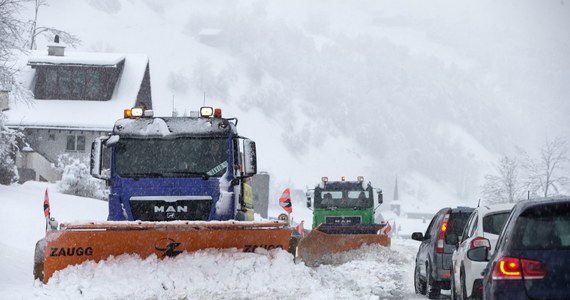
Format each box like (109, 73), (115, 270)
(0, 182), (428, 300)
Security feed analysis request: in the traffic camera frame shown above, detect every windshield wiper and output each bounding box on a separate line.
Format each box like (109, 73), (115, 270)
(163, 171), (210, 180)
(121, 173), (165, 179)
(121, 172), (210, 180)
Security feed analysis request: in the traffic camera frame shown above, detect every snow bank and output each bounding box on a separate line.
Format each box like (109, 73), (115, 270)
(0, 182), (425, 299)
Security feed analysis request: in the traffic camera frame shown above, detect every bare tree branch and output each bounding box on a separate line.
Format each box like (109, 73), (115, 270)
(482, 154), (523, 204)
(28, 0), (81, 49)
(40, 28), (82, 47)
(540, 138), (569, 197)
(519, 138), (569, 198)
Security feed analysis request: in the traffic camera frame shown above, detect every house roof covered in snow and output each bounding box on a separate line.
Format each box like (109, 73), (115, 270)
(28, 51), (126, 67)
(3, 50), (150, 131)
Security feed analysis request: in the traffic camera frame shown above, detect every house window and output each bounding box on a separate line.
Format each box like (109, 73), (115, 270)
(66, 135), (85, 152)
(48, 134), (55, 141)
(32, 61), (124, 100)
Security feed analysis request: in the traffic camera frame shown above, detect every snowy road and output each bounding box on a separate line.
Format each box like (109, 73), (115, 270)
(4, 239), (430, 300)
(1, 182), (446, 300)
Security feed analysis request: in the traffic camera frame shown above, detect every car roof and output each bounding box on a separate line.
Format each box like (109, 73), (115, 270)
(507, 196), (570, 218)
(450, 206), (475, 214)
(477, 203), (515, 215)
(514, 196), (570, 210)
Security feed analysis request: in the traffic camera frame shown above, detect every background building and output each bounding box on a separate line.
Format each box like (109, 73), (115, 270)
(3, 42), (152, 182)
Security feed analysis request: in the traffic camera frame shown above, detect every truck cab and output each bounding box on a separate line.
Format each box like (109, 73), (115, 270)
(90, 106), (257, 222)
(297, 176), (390, 265)
(306, 176), (383, 229)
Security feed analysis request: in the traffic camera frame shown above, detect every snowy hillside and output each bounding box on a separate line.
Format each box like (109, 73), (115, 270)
(0, 182), (427, 299)
(18, 0), (570, 214)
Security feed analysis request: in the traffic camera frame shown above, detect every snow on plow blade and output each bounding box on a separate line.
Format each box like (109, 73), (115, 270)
(297, 224), (390, 267)
(40, 221), (291, 283)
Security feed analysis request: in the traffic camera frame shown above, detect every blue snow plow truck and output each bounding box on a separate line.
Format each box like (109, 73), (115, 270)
(91, 106), (259, 222)
(33, 106), (291, 283)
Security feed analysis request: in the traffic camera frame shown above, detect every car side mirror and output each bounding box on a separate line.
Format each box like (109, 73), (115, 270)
(446, 233), (458, 246)
(467, 246), (489, 262)
(411, 232), (424, 241)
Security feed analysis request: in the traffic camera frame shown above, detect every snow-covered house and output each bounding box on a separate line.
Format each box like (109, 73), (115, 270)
(3, 43), (152, 182)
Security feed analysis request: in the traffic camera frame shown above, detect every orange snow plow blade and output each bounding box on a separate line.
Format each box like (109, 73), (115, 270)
(297, 224), (390, 267)
(41, 221), (291, 283)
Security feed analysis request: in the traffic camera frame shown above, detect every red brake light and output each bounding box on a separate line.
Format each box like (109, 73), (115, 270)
(492, 257), (545, 280)
(521, 259), (546, 279)
(497, 258), (522, 278)
(214, 108), (222, 118)
(436, 214), (450, 253)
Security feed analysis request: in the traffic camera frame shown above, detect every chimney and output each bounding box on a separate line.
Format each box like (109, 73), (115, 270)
(47, 35), (65, 56)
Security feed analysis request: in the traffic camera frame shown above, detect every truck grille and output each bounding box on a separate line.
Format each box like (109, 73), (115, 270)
(129, 196), (212, 221)
(325, 216), (362, 226)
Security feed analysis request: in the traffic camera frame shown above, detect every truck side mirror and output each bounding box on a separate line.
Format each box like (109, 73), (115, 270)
(242, 139), (257, 177)
(306, 196), (311, 208)
(90, 136), (112, 181)
(377, 190), (383, 204)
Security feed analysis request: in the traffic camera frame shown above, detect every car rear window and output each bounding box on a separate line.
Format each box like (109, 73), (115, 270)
(483, 212), (511, 235)
(513, 203), (570, 250)
(446, 212), (472, 242)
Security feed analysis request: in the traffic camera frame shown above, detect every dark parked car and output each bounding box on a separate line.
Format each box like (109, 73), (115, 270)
(467, 197), (570, 299)
(412, 206), (475, 299)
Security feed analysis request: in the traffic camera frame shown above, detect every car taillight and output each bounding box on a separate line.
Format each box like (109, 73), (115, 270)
(522, 259), (546, 279)
(436, 213), (450, 253)
(470, 236), (491, 250)
(492, 257), (546, 280)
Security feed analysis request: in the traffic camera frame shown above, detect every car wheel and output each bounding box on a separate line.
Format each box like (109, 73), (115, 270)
(414, 265), (427, 295)
(426, 263), (441, 299)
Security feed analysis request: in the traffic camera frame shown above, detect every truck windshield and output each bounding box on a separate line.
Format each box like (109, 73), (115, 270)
(317, 190), (372, 209)
(114, 137), (229, 178)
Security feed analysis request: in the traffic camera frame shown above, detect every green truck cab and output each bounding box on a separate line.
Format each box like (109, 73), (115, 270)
(306, 176), (384, 229)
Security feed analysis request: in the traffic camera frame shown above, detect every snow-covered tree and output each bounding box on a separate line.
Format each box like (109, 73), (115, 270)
(0, 0), (31, 184)
(56, 154), (109, 200)
(482, 155), (523, 204)
(1, 0), (26, 90)
(0, 124), (22, 184)
(522, 138), (569, 198)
